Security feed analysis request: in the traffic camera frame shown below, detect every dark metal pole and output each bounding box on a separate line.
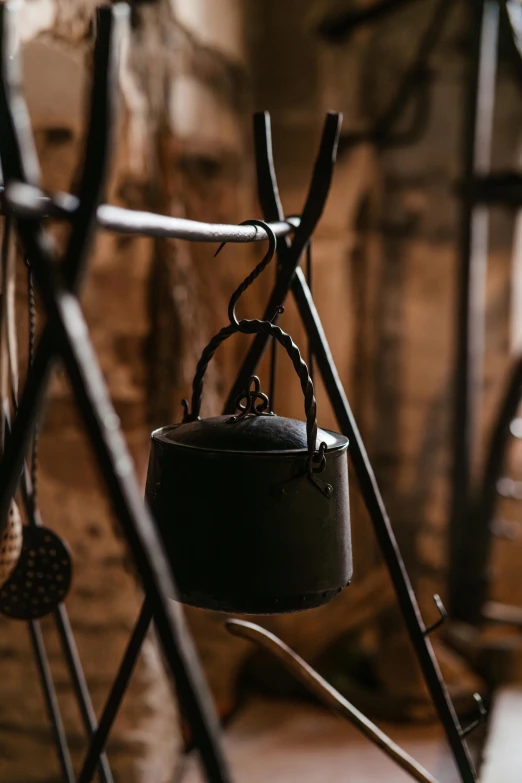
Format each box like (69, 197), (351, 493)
(28, 620), (75, 783)
(55, 606), (114, 783)
(449, 0), (499, 622)
(78, 601), (153, 783)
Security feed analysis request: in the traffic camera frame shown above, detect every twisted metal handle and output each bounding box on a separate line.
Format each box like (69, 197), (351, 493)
(185, 318), (322, 462)
(184, 218), (324, 465)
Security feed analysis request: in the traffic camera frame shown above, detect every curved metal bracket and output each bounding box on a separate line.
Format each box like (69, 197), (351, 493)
(226, 619), (441, 783)
(459, 693), (488, 739)
(423, 594), (448, 636)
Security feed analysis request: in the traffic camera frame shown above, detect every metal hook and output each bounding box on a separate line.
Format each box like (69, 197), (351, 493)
(423, 594), (448, 635)
(459, 693), (488, 738)
(214, 219), (277, 327)
(223, 111), (342, 414)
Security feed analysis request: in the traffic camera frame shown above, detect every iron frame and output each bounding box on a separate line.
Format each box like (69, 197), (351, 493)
(0, 2), (493, 782)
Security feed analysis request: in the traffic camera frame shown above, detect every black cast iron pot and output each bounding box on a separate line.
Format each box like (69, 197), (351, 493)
(145, 221), (352, 614)
(146, 370), (351, 615)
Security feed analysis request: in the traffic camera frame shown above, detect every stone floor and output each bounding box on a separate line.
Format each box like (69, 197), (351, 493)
(182, 697), (461, 782)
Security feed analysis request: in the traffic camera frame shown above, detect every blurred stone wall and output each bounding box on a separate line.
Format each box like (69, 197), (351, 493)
(4, 0), (522, 779)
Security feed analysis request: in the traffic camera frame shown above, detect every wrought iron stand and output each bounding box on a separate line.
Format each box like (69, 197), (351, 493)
(0, 2), (486, 782)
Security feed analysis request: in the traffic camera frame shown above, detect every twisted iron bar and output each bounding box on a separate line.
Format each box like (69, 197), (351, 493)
(26, 262), (39, 518)
(187, 319), (319, 459)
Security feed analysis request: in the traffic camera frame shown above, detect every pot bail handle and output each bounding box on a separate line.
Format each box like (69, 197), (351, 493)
(183, 218), (326, 472)
(183, 318), (325, 466)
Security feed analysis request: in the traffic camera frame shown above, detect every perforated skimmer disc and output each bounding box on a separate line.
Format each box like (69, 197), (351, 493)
(0, 525), (72, 620)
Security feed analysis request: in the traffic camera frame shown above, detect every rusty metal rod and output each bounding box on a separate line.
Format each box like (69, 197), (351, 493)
(226, 620), (441, 783)
(3, 182), (300, 242)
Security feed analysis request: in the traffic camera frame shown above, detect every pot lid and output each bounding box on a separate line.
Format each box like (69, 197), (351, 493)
(153, 414), (348, 455)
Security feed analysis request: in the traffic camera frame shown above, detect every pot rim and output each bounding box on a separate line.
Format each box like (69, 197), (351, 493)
(151, 424), (349, 457)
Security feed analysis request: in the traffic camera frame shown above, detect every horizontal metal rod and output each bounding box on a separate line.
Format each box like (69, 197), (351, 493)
(4, 182), (300, 242)
(226, 620), (440, 783)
